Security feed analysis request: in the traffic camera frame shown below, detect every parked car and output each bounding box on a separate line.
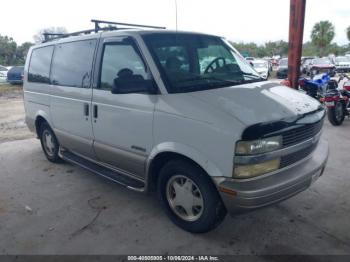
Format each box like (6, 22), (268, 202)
(23, 26), (329, 233)
(301, 57), (314, 74)
(334, 56), (350, 73)
(0, 65), (8, 83)
(302, 59), (314, 75)
(308, 57), (336, 77)
(251, 59), (269, 79)
(276, 58), (288, 79)
(7, 66), (24, 84)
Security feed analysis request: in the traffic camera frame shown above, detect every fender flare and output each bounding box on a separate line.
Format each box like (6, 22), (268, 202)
(34, 110), (52, 134)
(145, 142), (225, 185)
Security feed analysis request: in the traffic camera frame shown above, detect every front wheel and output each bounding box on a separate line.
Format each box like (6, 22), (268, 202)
(157, 159), (227, 233)
(328, 102), (345, 126)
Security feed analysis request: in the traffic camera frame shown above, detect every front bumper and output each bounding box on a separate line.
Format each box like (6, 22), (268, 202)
(214, 138), (329, 215)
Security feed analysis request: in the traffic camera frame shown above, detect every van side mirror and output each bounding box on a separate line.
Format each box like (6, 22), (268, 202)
(249, 61), (254, 67)
(111, 78), (157, 94)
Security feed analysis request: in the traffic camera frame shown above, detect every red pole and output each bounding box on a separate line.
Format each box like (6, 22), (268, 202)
(288, 0), (306, 89)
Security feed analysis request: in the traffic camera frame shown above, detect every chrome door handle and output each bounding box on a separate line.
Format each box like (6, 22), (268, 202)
(84, 103), (89, 116)
(93, 105), (98, 118)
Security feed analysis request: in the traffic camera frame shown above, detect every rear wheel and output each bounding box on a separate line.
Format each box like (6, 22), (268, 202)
(39, 122), (61, 162)
(328, 102), (345, 126)
(157, 159), (227, 233)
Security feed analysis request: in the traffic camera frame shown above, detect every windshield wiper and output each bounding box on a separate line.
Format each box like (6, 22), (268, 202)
(177, 76), (244, 85)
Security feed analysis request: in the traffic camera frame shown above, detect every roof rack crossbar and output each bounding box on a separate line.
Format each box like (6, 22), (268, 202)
(42, 19), (165, 43)
(42, 26), (118, 42)
(43, 33), (65, 41)
(91, 19), (166, 31)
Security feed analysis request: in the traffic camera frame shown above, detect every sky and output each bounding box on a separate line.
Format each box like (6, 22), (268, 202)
(0, 0), (349, 45)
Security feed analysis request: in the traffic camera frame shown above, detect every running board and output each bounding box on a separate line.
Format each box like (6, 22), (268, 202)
(60, 150), (145, 192)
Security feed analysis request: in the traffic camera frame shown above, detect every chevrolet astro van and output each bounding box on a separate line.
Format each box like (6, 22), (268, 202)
(23, 25), (329, 233)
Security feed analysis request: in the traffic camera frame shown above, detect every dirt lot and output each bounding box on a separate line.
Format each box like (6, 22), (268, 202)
(0, 85), (34, 143)
(0, 87), (349, 255)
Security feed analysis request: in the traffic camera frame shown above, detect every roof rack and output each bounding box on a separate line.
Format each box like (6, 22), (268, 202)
(91, 19), (166, 32)
(42, 19), (166, 43)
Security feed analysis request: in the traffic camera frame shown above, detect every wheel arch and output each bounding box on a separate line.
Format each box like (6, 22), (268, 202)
(146, 142), (224, 192)
(34, 111), (52, 137)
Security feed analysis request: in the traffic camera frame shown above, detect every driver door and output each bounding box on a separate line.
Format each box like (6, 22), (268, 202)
(91, 37), (157, 179)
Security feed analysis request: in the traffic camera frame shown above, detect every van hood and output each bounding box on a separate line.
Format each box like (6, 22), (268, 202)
(189, 81), (321, 126)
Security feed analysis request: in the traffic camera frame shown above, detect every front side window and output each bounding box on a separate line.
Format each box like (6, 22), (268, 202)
(100, 39), (151, 91)
(51, 40), (96, 88)
(28, 46), (54, 83)
(143, 33), (262, 93)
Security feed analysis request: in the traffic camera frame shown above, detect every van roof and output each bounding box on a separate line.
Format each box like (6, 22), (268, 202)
(32, 29), (222, 49)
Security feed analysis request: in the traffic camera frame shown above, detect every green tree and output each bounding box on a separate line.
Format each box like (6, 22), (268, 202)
(15, 42), (33, 65)
(347, 26), (350, 42)
(33, 27), (67, 43)
(311, 21), (335, 56)
(264, 40), (288, 57)
(0, 35), (17, 65)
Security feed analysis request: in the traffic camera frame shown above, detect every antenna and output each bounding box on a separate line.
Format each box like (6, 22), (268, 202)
(175, 0), (178, 31)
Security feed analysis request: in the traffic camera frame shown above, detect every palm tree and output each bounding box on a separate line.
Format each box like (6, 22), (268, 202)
(311, 21), (335, 56)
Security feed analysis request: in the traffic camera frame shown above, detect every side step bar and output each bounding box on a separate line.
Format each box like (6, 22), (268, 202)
(60, 150), (145, 192)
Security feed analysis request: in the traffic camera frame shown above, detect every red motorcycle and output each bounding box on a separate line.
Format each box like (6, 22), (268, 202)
(320, 75), (350, 126)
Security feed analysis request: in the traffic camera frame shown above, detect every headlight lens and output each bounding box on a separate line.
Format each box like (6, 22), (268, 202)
(235, 136), (282, 155)
(233, 158), (280, 179)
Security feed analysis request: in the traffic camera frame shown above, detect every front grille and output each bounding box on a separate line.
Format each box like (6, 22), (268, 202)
(282, 119), (324, 147)
(280, 143), (318, 168)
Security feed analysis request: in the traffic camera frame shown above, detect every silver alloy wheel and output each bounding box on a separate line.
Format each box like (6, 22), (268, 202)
(335, 102), (344, 122)
(42, 130), (56, 157)
(166, 175), (204, 222)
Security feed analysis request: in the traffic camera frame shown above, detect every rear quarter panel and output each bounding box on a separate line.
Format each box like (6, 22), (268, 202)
(23, 47), (52, 133)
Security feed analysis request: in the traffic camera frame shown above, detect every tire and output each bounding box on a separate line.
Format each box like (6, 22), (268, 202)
(327, 102), (345, 126)
(39, 122), (61, 163)
(157, 159), (227, 233)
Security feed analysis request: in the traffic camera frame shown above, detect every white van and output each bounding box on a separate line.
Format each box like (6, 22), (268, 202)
(23, 22), (329, 233)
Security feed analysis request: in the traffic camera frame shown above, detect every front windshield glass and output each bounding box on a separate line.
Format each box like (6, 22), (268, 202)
(279, 59), (288, 66)
(142, 33), (263, 93)
(314, 58), (331, 64)
(335, 57), (349, 62)
(253, 62), (267, 68)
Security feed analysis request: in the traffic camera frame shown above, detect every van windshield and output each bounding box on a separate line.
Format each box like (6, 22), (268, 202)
(142, 33), (263, 93)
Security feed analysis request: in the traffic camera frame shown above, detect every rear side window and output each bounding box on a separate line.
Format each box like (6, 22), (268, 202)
(51, 40), (96, 88)
(28, 46), (54, 83)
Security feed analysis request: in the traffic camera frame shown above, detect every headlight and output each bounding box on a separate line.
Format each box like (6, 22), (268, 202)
(235, 136), (282, 155)
(233, 158), (280, 179)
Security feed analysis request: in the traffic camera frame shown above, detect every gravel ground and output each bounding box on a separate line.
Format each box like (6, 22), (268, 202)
(0, 86), (34, 143)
